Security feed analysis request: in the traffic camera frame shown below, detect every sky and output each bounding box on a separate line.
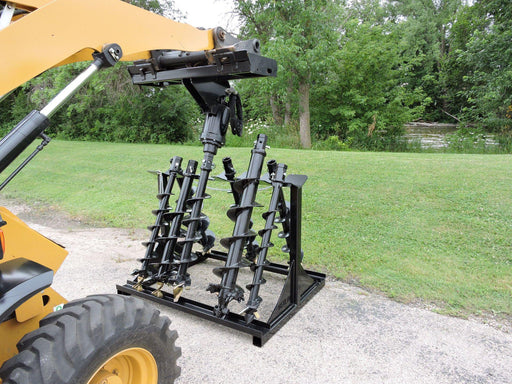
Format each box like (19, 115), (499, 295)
(172, 0), (239, 32)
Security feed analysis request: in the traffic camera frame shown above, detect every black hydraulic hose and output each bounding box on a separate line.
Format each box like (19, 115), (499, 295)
(0, 134), (51, 192)
(157, 50), (208, 69)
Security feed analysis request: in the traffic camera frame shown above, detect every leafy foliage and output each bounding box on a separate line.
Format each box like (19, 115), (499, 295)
(2, 0), (511, 152)
(453, 1), (512, 135)
(235, 0), (342, 148)
(0, 0), (199, 143)
(236, 0), (430, 150)
(312, 17), (427, 150)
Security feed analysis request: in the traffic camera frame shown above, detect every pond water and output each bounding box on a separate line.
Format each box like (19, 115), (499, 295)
(403, 123), (497, 149)
(404, 123), (457, 149)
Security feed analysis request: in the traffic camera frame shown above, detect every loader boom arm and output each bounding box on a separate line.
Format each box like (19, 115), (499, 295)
(0, 0), (216, 97)
(0, 0), (276, 187)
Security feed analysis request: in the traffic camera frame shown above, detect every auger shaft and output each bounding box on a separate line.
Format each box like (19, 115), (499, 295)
(212, 134), (268, 317)
(137, 156), (182, 278)
(222, 157), (258, 261)
(172, 152), (213, 288)
(244, 161), (287, 323)
(276, 180), (292, 255)
(157, 159), (198, 279)
(171, 108), (227, 294)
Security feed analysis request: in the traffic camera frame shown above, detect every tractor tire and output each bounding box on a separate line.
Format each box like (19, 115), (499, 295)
(0, 294), (180, 384)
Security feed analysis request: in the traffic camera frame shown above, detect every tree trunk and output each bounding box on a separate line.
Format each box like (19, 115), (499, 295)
(284, 99), (292, 127)
(439, 25), (448, 112)
(270, 95), (283, 125)
(298, 82), (311, 148)
(284, 82), (293, 126)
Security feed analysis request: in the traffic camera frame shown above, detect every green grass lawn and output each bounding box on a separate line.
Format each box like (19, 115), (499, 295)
(1, 140), (511, 319)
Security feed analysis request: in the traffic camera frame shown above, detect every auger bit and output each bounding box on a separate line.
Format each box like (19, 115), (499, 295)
(220, 156), (259, 263)
(150, 159), (199, 298)
(208, 134), (267, 318)
(133, 156), (182, 291)
(241, 160), (287, 323)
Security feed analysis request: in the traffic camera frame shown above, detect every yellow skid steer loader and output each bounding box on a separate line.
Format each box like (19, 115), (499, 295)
(0, 1), (275, 382)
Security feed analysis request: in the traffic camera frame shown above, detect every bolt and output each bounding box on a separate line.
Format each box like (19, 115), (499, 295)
(108, 47), (120, 61)
(217, 28), (226, 42)
(252, 39), (261, 53)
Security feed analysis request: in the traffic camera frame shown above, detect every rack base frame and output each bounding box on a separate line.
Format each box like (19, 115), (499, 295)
(117, 249), (325, 347)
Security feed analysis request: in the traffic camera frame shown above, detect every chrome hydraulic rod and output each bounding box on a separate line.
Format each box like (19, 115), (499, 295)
(0, 44), (122, 177)
(0, 2), (15, 31)
(41, 44), (121, 118)
(40, 63), (101, 118)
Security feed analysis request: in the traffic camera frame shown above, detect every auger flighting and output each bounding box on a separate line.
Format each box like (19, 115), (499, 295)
(123, 108), (324, 345)
(60, 25), (323, 345)
(132, 82), (240, 299)
(155, 159), (199, 298)
(133, 156), (182, 291)
(122, 131), (326, 345)
(241, 160), (288, 323)
(220, 156), (259, 262)
(208, 134), (268, 318)
(167, 97), (233, 300)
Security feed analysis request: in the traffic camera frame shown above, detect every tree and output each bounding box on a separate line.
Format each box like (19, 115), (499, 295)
(312, 1), (427, 149)
(235, 0), (341, 148)
(388, 0), (464, 121)
(234, 0), (430, 150)
(122, 0), (173, 16)
(453, 0), (512, 133)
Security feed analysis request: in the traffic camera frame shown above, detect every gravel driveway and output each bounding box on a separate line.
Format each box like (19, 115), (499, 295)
(6, 201), (512, 384)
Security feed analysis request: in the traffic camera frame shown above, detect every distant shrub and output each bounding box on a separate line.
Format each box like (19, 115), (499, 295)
(446, 126), (493, 153)
(313, 135), (351, 151)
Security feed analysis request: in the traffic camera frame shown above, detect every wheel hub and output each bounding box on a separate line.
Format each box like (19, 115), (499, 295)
(88, 347), (158, 384)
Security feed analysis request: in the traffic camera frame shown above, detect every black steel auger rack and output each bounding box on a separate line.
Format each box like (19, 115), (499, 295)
(117, 162), (325, 347)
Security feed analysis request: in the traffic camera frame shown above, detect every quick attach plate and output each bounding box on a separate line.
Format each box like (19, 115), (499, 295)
(128, 50), (277, 86)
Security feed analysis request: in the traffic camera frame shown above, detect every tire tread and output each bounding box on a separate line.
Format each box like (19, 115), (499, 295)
(0, 294), (180, 384)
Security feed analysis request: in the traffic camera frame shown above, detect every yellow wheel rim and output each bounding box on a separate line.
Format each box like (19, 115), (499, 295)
(87, 347), (158, 384)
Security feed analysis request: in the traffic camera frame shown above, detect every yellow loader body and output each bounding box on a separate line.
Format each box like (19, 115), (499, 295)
(0, 207), (67, 363)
